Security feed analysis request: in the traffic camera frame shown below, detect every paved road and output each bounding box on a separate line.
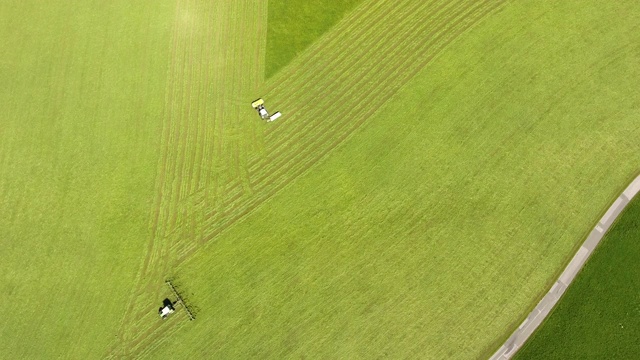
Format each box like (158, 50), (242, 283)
(490, 174), (640, 360)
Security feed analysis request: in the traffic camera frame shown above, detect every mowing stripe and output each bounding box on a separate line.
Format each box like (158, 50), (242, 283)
(110, 0), (507, 356)
(107, 0), (268, 355)
(191, 0), (496, 224)
(191, 0), (505, 243)
(173, 0), (507, 266)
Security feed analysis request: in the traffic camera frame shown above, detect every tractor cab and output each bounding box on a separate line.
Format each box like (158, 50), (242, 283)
(251, 98), (269, 120)
(158, 298), (175, 319)
(252, 98), (281, 122)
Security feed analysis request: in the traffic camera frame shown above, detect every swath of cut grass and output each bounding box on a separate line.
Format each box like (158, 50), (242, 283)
(3, 0), (640, 358)
(140, 0), (640, 358)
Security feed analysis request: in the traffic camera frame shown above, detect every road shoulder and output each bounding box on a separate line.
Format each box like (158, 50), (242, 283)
(490, 174), (640, 360)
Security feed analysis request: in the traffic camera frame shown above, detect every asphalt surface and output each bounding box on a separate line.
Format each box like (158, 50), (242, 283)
(490, 175), (640, 360)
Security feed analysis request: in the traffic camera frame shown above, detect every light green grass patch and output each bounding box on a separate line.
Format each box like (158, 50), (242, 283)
(515, 193), (640, 359)
(0, 1), (172, 358)
(265, 0), (363, 78)
(143, 1), (640, 358)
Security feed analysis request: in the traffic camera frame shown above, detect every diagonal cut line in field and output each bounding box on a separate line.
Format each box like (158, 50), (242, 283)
(154, 0), (508, 287)
(106, 0), (267, 357)
(176, 0), (508, 262)
(108, 0), (508, 356)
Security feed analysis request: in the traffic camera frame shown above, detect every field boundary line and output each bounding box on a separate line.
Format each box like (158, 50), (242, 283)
(490, 173), (640, 360)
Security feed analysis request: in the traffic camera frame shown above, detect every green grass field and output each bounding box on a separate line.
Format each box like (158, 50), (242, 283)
(265, 0), (363, 78)
(1, 0), (639, 358)
(0, 1), (171, 358)
(515, 194), (640, 359)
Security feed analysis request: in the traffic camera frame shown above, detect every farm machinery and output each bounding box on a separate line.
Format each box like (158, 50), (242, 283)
(251, 98), (281, 122)
(159, 280), (195, 321)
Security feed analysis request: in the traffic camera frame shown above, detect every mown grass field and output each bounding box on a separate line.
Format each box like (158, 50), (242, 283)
(142, 0), (640, 358)
(0, 1), (172, 358)
(1, 0), (639, 358)
(515, 194), (640, 359)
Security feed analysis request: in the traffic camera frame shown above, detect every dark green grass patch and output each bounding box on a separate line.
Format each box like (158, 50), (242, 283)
(516, 193), (640, 359)
(265, 0), (363, 78)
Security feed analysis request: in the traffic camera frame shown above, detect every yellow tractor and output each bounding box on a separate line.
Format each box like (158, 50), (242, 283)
(251, 98), (281, 122)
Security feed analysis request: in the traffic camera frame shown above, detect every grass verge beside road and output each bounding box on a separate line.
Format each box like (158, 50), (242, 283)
(515, 194), (640, 359)
(2, 0), (640, 358)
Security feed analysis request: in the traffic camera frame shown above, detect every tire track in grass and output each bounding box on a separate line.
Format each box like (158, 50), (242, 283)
(164, 0), (268, 253)
(147, 0), (227, 286)
(149, 0), (197, 273)
(171, 2), (416, 245)
(218, 0), (492, 204)
(147, 0), (213, 299)
(257, 0), (444, 125)
(189, 0), (504, 248)
(113, 0), (507, 356)
(175, 0), (223, 232)
(274, 0), (490, 155)
(107, 1), (268, 356)
(178, 0), (507, 262)
(182, 0), (502, 258)
(262, 0), (393, 97)
(160, 0), (410, 229)
(250, 0), (474, 171)
(259, 0), (468, 124)
(274, 0), (496, 132)
(186, 0), (476, 225)
(109, 0), (191, 352)
(183, 7), (214, 198)
(270, 0), (500, 176)
(109, 0), (213, 353)
(112, 0), (330, 346)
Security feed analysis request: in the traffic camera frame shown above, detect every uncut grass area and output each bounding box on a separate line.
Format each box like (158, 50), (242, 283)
(265, 0), (363, 78)
(142, 1), (640, 358)
(515, 194), (640, 359)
